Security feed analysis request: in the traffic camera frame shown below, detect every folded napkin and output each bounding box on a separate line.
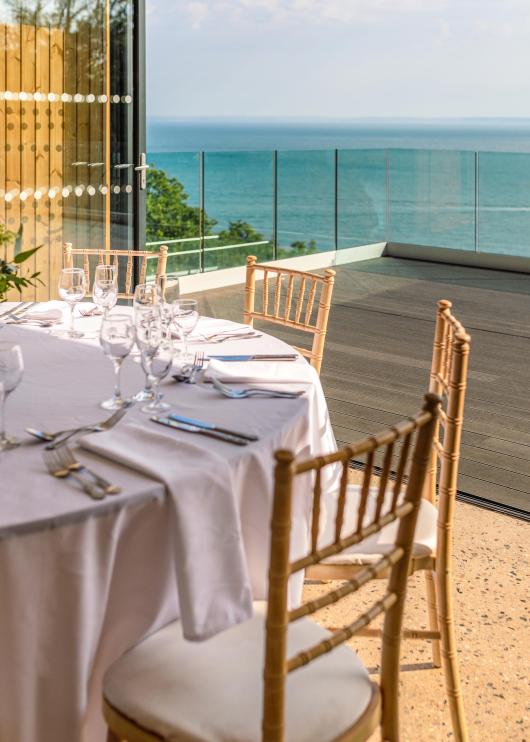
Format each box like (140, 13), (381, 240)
(205, 358), (316, 385)
(79, 422), (253, 641)
(22, 308), (64, 323)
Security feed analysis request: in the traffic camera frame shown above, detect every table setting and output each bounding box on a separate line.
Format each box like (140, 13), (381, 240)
(0, 268), (337, 742)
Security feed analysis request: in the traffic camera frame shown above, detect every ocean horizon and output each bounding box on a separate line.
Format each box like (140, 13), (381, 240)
(147, 119), (530, 260)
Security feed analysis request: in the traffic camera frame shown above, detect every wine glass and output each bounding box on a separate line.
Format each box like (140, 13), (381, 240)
(0, 343), (24, 451)
(133, 283), (163, 401)
(135, 313), (173, 414)
(172, 299), (199, 362)
(58, 267), (86, 338)
(92, 264), (118, 316)
(100, 314), (135, 409)
(133, 282), (162, 310)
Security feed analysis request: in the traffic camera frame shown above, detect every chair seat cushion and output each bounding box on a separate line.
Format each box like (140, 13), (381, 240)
(319, 485), (438, 566)
(103, 603), (375, 742)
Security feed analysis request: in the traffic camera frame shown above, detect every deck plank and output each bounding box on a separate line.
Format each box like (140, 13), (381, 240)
(195, 256), (530, 513)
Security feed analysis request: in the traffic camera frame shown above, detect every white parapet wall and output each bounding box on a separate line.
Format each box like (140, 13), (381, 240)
(176, 242), (387, 294)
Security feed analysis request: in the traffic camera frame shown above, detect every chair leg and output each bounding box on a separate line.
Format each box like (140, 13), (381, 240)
(436, 568), (469, 742)
(424, 570), (442, 667)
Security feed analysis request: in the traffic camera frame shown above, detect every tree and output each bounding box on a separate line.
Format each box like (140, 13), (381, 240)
(146, 165), (321, 274)
(146, 166), (216, 244)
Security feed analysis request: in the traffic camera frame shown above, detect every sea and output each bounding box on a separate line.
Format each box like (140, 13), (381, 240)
(147, 119), (530, 257)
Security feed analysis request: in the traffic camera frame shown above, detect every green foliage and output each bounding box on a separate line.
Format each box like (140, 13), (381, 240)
(0, 224), (43, 302)
(146, 165), (320, 275)
(146, 166), (216, 244)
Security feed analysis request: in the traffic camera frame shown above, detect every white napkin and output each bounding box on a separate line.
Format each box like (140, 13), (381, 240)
(23, 308), (64, 323)
(79, 422), (253, 641)
(205, 358), (317, 384)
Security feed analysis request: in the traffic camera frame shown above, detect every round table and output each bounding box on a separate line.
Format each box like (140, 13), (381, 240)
(0, 302), (336, 742)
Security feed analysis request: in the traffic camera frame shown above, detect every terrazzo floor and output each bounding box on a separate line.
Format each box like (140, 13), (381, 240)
(304, 500), (529, 741)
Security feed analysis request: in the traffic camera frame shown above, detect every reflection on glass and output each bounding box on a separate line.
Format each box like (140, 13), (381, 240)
(338, 150), (386, 248)
(388, 149), (475, 250)
(0, 0), (135, 300)
(478, 152), (530, 256)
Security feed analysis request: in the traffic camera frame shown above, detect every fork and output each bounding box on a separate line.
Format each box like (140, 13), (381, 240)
(27, 409), (127, 444)
(173, 352), (205, 383)
(0, 301), (37, 320)
(55, 446), (122, 494)
(78, 305), (103, 317)
(188, 351), (205, 383)
(45, 408), (128, 449)
(43, 449), (105, 500)
(211, 377), (304, 399)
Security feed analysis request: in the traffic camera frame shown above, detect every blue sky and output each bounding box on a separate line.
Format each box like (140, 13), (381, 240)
(146, 0), (530, 119)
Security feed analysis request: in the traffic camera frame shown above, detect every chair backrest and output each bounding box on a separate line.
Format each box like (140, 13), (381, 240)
(263, 393), (441, 742)
(426, 300), (470, 509)
(243, 255), (336, 374)
(63, 243), (168, 300)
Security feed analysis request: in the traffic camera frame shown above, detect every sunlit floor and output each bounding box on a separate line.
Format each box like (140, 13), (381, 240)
(305, 498), (529, 741)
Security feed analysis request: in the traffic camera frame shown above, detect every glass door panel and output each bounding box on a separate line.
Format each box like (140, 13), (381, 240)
(0, 0), (142, 300)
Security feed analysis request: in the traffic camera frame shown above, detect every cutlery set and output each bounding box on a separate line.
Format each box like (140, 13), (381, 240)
(211, 377), (305, 400)
(0, 302), (57, 327)
(26, 408), (127, 448)
(43, 447), (121, 500)
(172, 351), (206, 383)
(197, 328), (262, 343)
(15, 314), (305, 493)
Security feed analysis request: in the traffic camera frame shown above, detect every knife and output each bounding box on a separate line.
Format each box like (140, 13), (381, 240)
(206, 354), (298, 362)
(0, 301), (34, 320)
(169, 413), (258, 442)
(152, 416), (249, 446)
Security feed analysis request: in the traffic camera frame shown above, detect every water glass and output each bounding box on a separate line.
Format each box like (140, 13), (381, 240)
(0, 343), (24, 451)
(133, 282), (162, 310)
(58, 267), (86, 338)
(100, 314), (135, 409)
(140, 341), (173, 415)
(92, 264), (118, 316)
(133, 303), (161, 402)
(172, 299), (199, 361)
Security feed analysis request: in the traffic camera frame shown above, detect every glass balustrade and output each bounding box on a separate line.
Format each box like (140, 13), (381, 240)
(145, 146), (530, 275)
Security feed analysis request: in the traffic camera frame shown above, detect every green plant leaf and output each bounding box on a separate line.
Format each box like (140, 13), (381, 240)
(13, 245), (42, 264)
(14, 225), (23, 255)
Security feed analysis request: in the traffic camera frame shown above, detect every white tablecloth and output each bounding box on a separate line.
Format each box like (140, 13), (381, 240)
(0, 302), (336, 742)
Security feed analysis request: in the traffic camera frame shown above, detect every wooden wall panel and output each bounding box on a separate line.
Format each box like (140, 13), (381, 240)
(20, 23), (37, 300)
(49, 27), (64, 289)
(35, 25), (51, 299)
(2, 12), (109, 300)
(0, 26), (6, 237)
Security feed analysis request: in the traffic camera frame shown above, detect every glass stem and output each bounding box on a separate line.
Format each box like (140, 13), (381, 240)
(112, 359), (123, 401)
(0, 390), (6, 442)
(144, 372), (152, 392)
(152, 377), (161, 406)
(69, 303), (75, 335)
(183, 334), (189, 361)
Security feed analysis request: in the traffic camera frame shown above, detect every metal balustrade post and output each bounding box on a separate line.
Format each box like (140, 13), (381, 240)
(385, 148), (390, 243)
(199, 151), (205, 272)
(334, 149), (338, 252)
(474, 151), (479, 253)
(273, 150), (278, 260)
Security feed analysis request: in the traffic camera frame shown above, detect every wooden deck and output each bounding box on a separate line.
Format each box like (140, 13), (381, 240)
(195, 257), (530, 514)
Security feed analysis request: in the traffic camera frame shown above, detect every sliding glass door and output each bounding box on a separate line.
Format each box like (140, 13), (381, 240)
(0, 0), (145, 299)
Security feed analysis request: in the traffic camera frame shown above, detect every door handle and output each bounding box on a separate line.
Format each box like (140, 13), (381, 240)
(135, 153), (149, 189)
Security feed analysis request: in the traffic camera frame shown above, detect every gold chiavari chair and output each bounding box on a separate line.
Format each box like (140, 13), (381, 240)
(102, 393), (440, 742)
(243, 255), (336, 374)
(63, 243), (168, 300)
(306, 299), (470, 742)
